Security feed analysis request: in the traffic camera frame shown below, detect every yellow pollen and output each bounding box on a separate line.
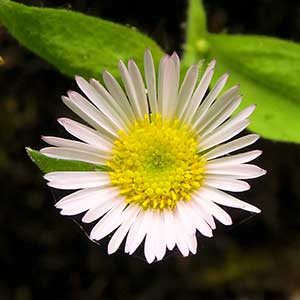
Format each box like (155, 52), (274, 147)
(107, 114), (206, 211)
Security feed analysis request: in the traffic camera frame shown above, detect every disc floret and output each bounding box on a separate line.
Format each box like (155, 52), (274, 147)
(107, 114), (206, 210)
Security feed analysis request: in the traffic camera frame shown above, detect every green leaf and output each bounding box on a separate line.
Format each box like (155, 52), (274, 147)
(206, 34), (300, 143)
(26, 148), (109, 173)
(182, 0), (300, 143)
(0, 0), (163, 80)
(183, 0), (209, 66)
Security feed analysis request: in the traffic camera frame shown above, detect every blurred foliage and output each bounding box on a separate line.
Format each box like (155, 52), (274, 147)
(0, 0), (162, 80)
(1, 0), (300, 300)
(27, 148), (108, 173)
(183, 0), (300, 143)
(183, 0), (207, 65)
(207, 33), (300, 143)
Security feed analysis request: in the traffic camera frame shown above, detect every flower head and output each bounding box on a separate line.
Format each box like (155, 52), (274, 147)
(41, 50), (266, 263)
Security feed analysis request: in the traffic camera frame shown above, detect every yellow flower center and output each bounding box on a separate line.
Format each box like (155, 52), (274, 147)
(107, 114), (206, 211)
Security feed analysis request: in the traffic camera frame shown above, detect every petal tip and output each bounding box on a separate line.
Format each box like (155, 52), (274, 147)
(82, 215), (91, 224)
(245, 182), (251, 191)
(171, 51), (179, 59)
(256, 149), (263, 156)
(61, 95), (69, 102)
(205, 231), (213, 238)
(57, 117), (67, 125)
(89, 231), (97, 241)
(225, 218), (233, 226)
(75, 74), (83, 82)
(118, 60), (125, 67)
(209, 59), (216, 67)
(43, 173), (50, 181)
(107, 246), (116, 255)
(253, 207), (262, 214)
(102, 70), (110, 77)
(146, 256), (155, 264)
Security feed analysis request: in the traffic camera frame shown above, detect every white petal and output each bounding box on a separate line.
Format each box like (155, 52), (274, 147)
(125, 211), (145, 253)
(204, 176), (250, 192)
(144, 49), (158, 114)
(67, 91), (118, 138)
(76, 76), (126, 131)
(205, 163), (267, 179)
(200, 186), (261, 213)
(102, 70), (135, 123)
(189, 199), (216, 230)
(40, 147), (107, 166)
(45, 171), (108, 184)
(107, 205), (141, 254)
(59, 208), (86, 216)
(42, 136), (103, 155)
(187, 234), (197, 255)
(144, 211), (157, 263)
(188, 70), (227, 125)
(60, 195), (115, 216)
(157, 54), (169, 114)
(153, 212), (167, 261)
(62, 96), (112, 139)
(165, 52), (180, 118)
(90, 78), (132, 130)
(82, 196), (123, 223)
(55, 186), (118, 208)
(181, 61), (216, 123)
(183, 201), (213, 237)
(176, 201), (196, 235)
(89, 200), (127, 240)
(199, 119), (250, 151)
(119, 60), (143, 120)
(193, 84), (240, 129)
(176, 64), (199, 116)
(164, 210), (176, 250)
(204, 134), (260, 160)
(194, 193), (232, 225)
(206, 150), (262, 168)
(126, 210), (153, 255)
(197, 96), (242, 136)
(57, 117), (113, 152)
(171, 51), (180, 74)
(202, 104), (256, 142)
(162, 57), (179, 119)
(233, 105), (257, 124)
(212, 105), (255, 136)
(58, 187), (119, 215)
(174, 216), (190, 257)
(128, 59), (149, 116)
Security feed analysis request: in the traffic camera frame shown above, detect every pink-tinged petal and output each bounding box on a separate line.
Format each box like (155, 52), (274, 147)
(199, 186), (261, 213)
(44, 171), (111, 190)
(107, 205), (141, 254)
(144, 49), (158, 114)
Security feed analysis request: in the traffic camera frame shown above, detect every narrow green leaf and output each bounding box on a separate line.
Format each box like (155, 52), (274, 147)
(183, 0), (209, 66)
(26, 148), (108, 173)
(206, 34), (300, 143)
(0, 0), (163, 79)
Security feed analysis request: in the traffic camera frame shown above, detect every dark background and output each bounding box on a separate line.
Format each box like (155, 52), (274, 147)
(1, 0), (300, 299)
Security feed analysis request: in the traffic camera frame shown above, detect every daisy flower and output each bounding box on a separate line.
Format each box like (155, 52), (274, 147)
(41, 49), (265, 263)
